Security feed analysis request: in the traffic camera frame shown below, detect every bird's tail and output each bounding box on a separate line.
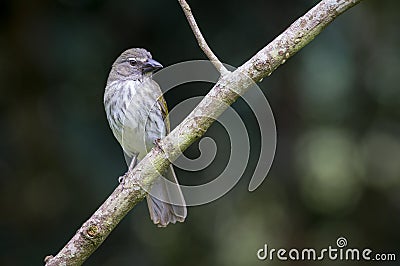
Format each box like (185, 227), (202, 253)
(146, 165), (187, 227)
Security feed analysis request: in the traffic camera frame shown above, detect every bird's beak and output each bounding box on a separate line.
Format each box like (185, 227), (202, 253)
(143, 58), (163, 73)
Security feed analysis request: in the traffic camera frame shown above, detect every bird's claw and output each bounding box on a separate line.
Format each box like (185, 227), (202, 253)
(154, 138), (163, 150)
(118, 174), (127, 184)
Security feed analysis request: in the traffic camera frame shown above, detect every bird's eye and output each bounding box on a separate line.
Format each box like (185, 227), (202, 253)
(128, 58), (137, 66)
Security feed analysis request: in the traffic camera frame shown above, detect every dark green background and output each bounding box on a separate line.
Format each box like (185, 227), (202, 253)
(1, 0), (399, 265)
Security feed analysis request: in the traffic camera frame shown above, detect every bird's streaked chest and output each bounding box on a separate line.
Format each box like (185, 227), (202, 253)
(104, 79), (166, 157)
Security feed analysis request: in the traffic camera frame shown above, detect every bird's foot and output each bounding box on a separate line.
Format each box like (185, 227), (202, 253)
(118, 173), (127, 184)
(153, 138), (163, 150)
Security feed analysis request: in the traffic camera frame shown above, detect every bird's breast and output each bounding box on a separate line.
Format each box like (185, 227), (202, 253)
(104, 79), (166, 159)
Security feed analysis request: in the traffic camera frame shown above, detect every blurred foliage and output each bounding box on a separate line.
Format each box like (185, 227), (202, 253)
(1, 0), (399, 265)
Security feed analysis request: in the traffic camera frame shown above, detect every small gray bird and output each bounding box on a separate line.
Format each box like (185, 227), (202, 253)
(104, 48), (187, 227)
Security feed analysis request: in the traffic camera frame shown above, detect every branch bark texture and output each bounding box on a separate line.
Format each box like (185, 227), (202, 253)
(45, 0), (363, 265)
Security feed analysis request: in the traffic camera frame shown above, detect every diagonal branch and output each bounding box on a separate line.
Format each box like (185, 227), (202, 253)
(44, 0), (363, 265)
(178, 0), (230, 75)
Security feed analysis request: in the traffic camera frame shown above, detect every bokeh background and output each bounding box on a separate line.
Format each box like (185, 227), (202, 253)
(1, 0), (399, 265)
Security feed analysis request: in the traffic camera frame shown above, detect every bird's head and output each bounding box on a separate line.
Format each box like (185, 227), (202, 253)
(109, 48), (163, 82)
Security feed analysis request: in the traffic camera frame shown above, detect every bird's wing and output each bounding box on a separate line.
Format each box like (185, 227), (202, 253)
(157, 95), (171, 134)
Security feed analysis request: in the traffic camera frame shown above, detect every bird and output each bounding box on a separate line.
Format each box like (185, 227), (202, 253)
(104, 48), (187, 227)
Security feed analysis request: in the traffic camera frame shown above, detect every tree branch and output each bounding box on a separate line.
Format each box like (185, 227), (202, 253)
(178, 0), (230, 75)
(45, 0), (363, 265)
